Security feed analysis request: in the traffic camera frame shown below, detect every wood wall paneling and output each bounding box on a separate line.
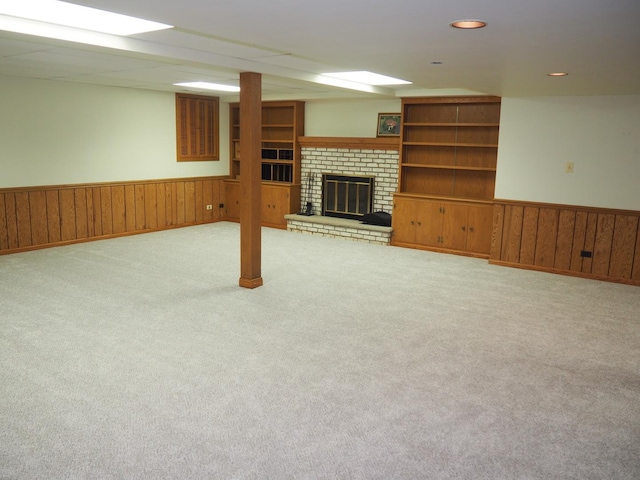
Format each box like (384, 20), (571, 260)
(100, 186), (113, 235)
(144, 183), (158, 229)
(519, 207), (539, 265)
(111, 186), (126, 234)
(5, 194), (19, 249)
(490, 204), (504, 260)
(176, 182), (186, 225)
(125, 185), (136, 232)
(195, 180), (204, 223)
(156, 183), (166, 227)
(60, 189), (76, 241)
(92, 187), (103, 237)
(74, 188), (88, 239)
(0, 194), (8, 250)
(45, 190), (61, 243)
(591, 214), (615, 276)
(85, 188), (95, 238)
(554, 210), (576, 270)
(29, 190), (49, 246)
(0, 177), (225, 255)
(569, 211), (588, 272)
(15, 192), (32, 248)
(135, 185), (146, 231)
(633, 227), (640, 280)
(608, 215), (638, 279)
(185, 181), (196, 224)
(534, 208), (559, 268)
(581, 213), (598, 273)
(501, 205), (523, 263)
(492, 200), (640, 286)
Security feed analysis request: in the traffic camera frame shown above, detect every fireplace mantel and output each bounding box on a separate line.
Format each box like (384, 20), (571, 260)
(298, 136), (399, 151)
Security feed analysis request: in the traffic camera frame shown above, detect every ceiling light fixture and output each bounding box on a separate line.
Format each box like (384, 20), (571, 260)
(0, 0), (172, 36)
(548, 72), (569, 77)
(174, 82), (240, 92)
(450, 20), (487, 29)
(321, 71), (412, 86)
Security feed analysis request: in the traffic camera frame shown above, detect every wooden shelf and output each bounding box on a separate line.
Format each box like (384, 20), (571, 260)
(403, 142), (498, 148)
(403, 122), (500, 127)
(401, 163), (496, 172)
(394, 96), (501, 257)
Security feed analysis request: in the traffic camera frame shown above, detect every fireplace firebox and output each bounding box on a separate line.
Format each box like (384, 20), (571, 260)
(322, 174), (374, 220)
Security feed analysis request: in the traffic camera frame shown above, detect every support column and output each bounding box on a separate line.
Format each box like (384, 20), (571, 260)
(238, 72), (263, 289)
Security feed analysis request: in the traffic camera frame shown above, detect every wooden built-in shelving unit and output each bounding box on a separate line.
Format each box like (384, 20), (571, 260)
(225, 100), (305, 228)
(392, 96), (501, 257)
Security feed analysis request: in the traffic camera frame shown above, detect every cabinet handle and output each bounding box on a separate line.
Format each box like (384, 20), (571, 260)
(410, 220), (414, 225)
(417, 221), (421, 226)
(461, 226), (466, 231)
(469, 227), (474, 232)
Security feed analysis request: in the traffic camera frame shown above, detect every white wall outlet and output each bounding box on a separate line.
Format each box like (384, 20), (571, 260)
(206, 204), (213, 210)
(565, 161), (574, 173)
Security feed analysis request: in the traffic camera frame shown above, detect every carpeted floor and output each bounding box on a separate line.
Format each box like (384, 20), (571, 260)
(1, 222), (639, 479)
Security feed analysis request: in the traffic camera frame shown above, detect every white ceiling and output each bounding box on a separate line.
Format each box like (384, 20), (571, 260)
(1, 0), (639, 102)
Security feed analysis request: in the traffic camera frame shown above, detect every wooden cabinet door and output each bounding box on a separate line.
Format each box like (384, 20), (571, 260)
(465, 204), (493, 254)
(261, 184), (290, 228)
(392, 197), (418, 244)
(415, 200), (444, 247)
(441, 203), (469, 251)
(224, 181), (240, 221)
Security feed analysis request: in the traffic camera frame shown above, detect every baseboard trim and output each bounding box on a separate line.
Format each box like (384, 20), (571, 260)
(489, 259), (640, 286)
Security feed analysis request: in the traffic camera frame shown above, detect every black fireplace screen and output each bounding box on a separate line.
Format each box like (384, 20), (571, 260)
(322, 174), (374, 220)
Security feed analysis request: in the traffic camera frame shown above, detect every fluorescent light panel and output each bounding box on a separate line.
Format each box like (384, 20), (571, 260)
(0, 0), (172, 35)
(174, 82), (240, 92)
(322, 71), (411, 86)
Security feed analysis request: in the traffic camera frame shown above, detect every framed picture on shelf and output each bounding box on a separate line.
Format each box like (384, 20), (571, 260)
(377, 113), (401, 136)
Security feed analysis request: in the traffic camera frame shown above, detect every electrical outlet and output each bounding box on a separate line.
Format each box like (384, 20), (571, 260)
(206, 204), (213, 210)
(565, 161), (574, 173)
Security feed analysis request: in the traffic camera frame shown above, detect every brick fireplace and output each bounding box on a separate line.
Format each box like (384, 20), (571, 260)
(299, 140), (399, 217)
(286, 137), (399, 245)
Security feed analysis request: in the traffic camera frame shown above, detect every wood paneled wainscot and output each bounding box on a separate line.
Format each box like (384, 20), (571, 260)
(0, 177), (225, 255)
(491, 200), (640, 285)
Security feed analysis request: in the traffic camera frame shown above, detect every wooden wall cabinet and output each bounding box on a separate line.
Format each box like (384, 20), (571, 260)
(229, 100), (304, 184)
(392, 96), (501, 257)
(225, 100), (304, 228)
(392, 195), (492, 256)
(223, 181), (301, 229)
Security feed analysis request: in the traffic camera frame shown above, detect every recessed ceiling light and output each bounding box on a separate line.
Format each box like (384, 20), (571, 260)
(321, 71), (412, 86)
(450, 20), (487, 29)
(548, 72), (569, 77)
(174, 82), (240, 92)
(0, 0), (172, 36)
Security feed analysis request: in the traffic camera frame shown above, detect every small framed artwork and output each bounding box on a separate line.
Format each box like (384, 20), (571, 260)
(377, 113), (401, 137)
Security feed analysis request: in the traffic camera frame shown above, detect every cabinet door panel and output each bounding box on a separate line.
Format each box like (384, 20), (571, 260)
(224, 182), (241, 220)
(416, 200), (444, 247)
(441, 203), (468, 251)
(466, 204), (493, 254)
(262, 185), (289, 227)
(392, 197), (418, 244)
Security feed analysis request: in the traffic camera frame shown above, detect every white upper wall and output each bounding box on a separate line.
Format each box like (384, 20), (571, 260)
(305, 99), (401, 137)
(1, 75), (638, 212)
(495, 96), (640, 210)
(0, 75), (229, 188)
